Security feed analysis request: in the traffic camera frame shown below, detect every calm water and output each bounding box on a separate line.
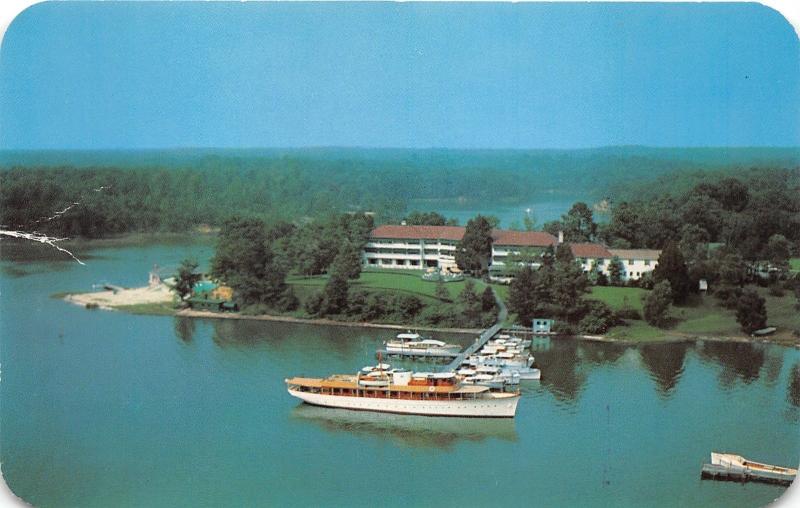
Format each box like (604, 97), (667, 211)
(1, 242), (799, 507)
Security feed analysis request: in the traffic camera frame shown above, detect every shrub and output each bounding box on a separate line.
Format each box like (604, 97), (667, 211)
(303, 291), (324, 316)
(714, 285), (743, 310)
(735, 289), (767, 334)
(579, 300), (617, 334)
(644, 280), (672, 328)
(275, 288), (299, 312)
(615, 308), (642, 321)
(552, 321), (577, 336)
(362, 293), (389, 321)
(768, 284), (785, 297)
(396, 294), (424, 320)
(638, 272), (655, 290)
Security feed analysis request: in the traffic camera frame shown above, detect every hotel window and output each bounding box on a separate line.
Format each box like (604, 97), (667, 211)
(628, 259), (634, 265)
(644, 260), (651, 266)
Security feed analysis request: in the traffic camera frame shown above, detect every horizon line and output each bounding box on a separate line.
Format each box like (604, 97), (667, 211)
(2, 144), (800, 152)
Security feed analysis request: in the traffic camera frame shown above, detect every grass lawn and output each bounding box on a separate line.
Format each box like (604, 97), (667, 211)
(287, 269), (486, 303)
(605, 320), (672, 342)
(790, 258), (800, 272)
(586, 286), (647, 311)
(607, 288), (798, 341)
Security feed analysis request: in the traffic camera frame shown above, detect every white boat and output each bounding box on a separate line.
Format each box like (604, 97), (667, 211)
(361, 363), (391, 373)
(514, 367), (541, 380)
(468, 353), (534, 369)
(461, 374), (505, 390)
(286, 371), (521, 418)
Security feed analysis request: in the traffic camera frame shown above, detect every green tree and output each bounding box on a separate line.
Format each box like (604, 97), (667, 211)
(644, 280), (672, 327)
(210, 216), (295, 309)
(481, 286), (497, 312)
(458, 279), (482, 325)
(505, 247), (542, 273)
(508, 266), (540, 326)
(174, 258), (201, 300)
(405, 211), (447, 226)
(678, 224), (710, 265)
(322, 273), (349, 315)
(764, 234), (791, 274)
(550, 252), (590, 319)
(578, 300), (616, 334)
(455, 216), (494, 275)
(608, 256), (624, 286)
(562, 202), (597, 242)
(434, 279), (450, 301)
(735, 289), (767, 334)
(331, 241), (362, 280)
(653, 242), (692, 303)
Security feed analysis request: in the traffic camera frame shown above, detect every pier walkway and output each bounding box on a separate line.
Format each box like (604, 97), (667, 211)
(443, 287), (508, 372)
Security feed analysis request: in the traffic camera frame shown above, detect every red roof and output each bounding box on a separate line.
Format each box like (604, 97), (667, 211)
(370, 225), (466, 241)
(569, 243), (613, 258)
(491, 230), (557, 247)
(370, 225), (558, 247)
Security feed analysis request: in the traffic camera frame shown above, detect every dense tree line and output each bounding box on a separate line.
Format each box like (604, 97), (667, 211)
(507, 246), (619, 334)
(206, 213), (372, 313)
(599, 170), (800, 261)
(2, 147), (796, 238)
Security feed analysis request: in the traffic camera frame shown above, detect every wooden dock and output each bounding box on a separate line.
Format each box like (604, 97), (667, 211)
(374, 287), (510, 370)
(443, 289), (508, 372)
(700, 453), (797, 487)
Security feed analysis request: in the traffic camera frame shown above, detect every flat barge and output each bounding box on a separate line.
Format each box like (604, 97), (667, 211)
(700, 452), (797, 486)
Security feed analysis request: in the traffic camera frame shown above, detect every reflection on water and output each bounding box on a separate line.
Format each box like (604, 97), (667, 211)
(698, 341), (766, 388)
(638, 342), (690, 397)
(174, 317), (195, 343)
(290, 403), (518, 449)
(534, 340), (586, 403)
(534, 339), (628, 404)
(789, 363), (800, 409)
(209, 318), (363, 357)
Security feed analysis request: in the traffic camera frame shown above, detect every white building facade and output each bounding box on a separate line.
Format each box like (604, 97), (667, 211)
(571, 244), (661, 281)
(363, 225), (464, 271)
(363, 225), (557, 272)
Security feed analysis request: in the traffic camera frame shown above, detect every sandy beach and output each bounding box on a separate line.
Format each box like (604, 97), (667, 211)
(64, 284), (174, 309)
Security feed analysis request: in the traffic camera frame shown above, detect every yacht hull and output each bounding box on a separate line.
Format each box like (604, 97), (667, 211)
(288, 389), (519, 418)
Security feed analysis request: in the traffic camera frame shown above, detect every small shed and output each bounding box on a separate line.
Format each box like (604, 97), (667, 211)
(532, 318), (554, 335)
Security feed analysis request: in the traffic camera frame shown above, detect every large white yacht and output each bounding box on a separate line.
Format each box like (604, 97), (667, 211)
(286, 369), (520, 418)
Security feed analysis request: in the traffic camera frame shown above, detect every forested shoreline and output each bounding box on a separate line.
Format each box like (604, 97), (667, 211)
(2, 146), (798, 238)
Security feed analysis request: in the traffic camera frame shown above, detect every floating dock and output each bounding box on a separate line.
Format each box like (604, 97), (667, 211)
(375, 289), (511, 369)
(444, 290), (508, 371)
(700, 453), (797, 486)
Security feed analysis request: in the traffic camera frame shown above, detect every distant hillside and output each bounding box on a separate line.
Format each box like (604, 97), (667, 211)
(2, 146), (798, 202)
(1, 147), (798, 238)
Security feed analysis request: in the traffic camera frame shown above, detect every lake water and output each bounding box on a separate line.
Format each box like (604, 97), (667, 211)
(1, 241), (799, 507)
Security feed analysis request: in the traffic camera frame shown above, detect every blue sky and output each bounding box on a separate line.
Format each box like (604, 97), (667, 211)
(1, 2), (798, 149)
